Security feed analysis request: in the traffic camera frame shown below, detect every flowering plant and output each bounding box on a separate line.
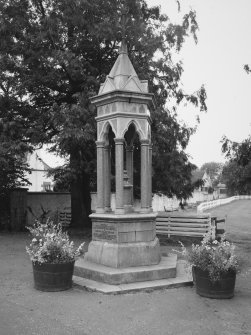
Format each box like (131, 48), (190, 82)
(179, 230), (239, 282)
(26, 219), (85, 264)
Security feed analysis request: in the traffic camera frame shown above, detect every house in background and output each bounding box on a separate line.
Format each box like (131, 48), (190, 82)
(191, 170), (213, 193)
(189, 170), (217, 204)
(216, 183), (227, 198)
(26, 150), (54, 192)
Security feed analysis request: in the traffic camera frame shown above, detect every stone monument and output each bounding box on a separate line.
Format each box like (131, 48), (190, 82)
(74, 11), (180, 288)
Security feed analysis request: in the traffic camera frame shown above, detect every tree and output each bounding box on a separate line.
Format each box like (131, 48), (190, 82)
(0, 120), (31, 227)
(0, 132), (31, 196)
(221, 161), (251, 195)
(151, 107), (203, 200)
(0, 0), (207, 227)
(0, 54), (33, 224)
(200, 162), (223, 187)
(221, 136), (251, 195)
(244, 64), (251, 74)
(222, 62), (251, 194)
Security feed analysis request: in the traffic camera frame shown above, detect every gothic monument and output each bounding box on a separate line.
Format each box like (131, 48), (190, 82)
(74, 10), (178, 287)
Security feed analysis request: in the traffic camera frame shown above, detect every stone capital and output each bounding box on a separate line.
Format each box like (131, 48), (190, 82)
(96, 140), (105, 148)
(140, 139), (150, 146)
(125, 145), (134, 152)
(114, 138), (125, 145)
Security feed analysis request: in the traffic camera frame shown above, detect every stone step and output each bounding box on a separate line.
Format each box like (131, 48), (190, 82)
(74, 254), (177, 285)
(73, 260), (193, 294)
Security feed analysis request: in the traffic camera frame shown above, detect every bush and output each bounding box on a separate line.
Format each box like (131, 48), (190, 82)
(179, 229), (239, 282)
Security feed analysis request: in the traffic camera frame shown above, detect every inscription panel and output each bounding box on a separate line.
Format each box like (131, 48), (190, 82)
(93, 222), (117, 241)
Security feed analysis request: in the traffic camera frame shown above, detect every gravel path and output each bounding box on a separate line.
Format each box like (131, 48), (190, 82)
(0, 200), (251, 335)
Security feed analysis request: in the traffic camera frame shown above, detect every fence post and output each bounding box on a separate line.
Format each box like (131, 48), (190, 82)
(168, 215), (171, 238)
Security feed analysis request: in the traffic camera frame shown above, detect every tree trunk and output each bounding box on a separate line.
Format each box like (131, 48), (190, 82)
(70, 152), (92, 229)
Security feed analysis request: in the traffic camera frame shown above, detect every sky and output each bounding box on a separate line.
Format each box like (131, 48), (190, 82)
(147, 0), (251, 167)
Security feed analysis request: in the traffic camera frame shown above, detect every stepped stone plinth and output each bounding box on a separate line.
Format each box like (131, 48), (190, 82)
(74, 254), (177, 285)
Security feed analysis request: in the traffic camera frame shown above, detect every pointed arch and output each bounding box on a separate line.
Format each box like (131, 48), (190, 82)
(99, 120), (116, 142)
(122, 119), (144, 142)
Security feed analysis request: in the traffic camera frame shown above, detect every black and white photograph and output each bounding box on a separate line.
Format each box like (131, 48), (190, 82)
(0, 1), (250, 334)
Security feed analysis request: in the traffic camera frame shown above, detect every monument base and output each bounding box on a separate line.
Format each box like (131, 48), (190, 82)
(74, 212), (182, 287)
(84, 238), (161, 268)
(73, 259), (193, 293)
(74, 254), (177, 285)
(85, 212), (161, 268)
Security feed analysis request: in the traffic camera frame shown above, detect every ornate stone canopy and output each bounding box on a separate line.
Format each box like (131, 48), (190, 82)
(74, 10), (178, 285)
(90, 40), (155, 215)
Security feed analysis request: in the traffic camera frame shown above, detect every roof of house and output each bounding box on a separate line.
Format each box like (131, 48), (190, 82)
(191, 170), (205, 183)
(35, 153), (51, 170)
(27, 150), (52, 171)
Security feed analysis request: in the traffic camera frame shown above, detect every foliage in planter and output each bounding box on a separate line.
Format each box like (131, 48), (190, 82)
(26, 219), (85, 264)
(179, 229), (239, 282)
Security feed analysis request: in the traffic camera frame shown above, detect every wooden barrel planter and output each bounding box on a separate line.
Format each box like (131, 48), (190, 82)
(32, 261), (75, 292)
(192, 267), (236, 299)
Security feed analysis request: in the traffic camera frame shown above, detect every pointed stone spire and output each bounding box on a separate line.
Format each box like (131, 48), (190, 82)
(98, 5), (148, 95)
(99, 41), (148, 94)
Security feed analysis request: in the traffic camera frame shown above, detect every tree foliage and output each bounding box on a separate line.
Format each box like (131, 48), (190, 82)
(221, 161), (251, 195)
(221, 136), (251, 195)
(151, 107), (201, 199)
(221, 64), (251, 195)
(244, 64), (251, 74)
(0, 60), (32, 207)
(0, 0), (207, 226)
(0, 116), (31, 222)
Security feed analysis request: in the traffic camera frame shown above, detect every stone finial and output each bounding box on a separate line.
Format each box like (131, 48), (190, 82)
(119, 3), (129, 55)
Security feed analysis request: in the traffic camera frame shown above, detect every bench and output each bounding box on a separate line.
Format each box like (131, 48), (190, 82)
(156, 212), (212, 238)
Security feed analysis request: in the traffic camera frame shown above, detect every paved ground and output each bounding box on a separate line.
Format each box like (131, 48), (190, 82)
(0, 200), (251, 335)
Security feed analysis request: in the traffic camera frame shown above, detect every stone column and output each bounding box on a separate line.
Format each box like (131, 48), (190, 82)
(141, 139), (150, 212)
(104, 145), (111, 211)
(126, 145), (134, 205)
(96, 141), (105, 213)
(115, 138), (125, 214)
(148, 144), (152, 210)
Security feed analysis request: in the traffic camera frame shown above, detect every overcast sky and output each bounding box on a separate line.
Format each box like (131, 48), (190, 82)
(147, 0), (251, 168)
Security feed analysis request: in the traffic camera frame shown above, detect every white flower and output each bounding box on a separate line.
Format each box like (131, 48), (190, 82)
(26, 219), (84, 264)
